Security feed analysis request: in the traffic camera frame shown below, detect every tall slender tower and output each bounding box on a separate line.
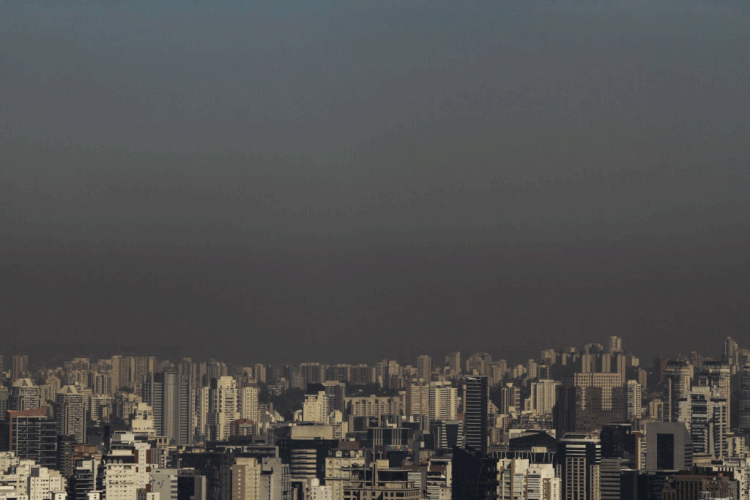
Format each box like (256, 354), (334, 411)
(209, 376), (238, 441)
(417, 355), (432, 382)
(144, 371), (194, 445)
(11, 355), (29, 382)
(626, 380), (642, 422)
(464, 375), (488, 454)
(740, 364), (750, 431)
(55, 385), (86, 444)
(698, 361), (731, 425)
(664, 360), (693, 422)
(446, 352), (461, 377)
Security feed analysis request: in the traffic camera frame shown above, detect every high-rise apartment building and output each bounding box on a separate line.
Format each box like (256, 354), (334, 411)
(724, 336), (738, 367)
(698, 361), (731, 425)
(11, 355), (29, 382)
(625, 380), (642, 422)
(499, 384), (520, 415)
(678, 386), (728, 460)
(452, 446), (498, 499)
(239, 386), (260, 426)
(446, 352), (461, 377)
(209, 376), (239, 441)
(466, 353), (492, 377)
(740, 364), (750, 431)
(664, 360), (693, 423)
(405, 382), (430, 418)
(231, 457), (262, 500)
(55, 385), (86, 444)
(557, 373), (624, 434)
(10, 378), (41, 411)
(417, 355), (432, 382)
(464, 376), (488, 454)
(530, 379), (558, 416)
(6, 407), (58, 469)
(557, 435), (601, 500)
(300, 363), (324, 388)
(607, 336), (622, 354)
(497, 459), (561, 500)
(322, 381), (346, 415)
(302, 391), (330, 424)
(254, 364), (267, 384)
(143, 371), (194, 446)
(429, 382), (458, 422)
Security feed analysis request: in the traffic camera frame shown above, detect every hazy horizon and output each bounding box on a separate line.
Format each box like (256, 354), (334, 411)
(2, 0), (749, 367)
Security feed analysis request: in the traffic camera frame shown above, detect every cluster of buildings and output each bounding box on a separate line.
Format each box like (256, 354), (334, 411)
(1, 336), (750, 499)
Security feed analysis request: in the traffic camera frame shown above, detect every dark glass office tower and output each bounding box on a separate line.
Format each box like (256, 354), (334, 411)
(464, 375), (488, 454)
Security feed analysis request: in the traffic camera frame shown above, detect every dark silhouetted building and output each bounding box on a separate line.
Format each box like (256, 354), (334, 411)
(6, 407), (58, 469)
(556, 434), (601, 500)
(452, 446), (498, 500)
(464, 376), (488, 454)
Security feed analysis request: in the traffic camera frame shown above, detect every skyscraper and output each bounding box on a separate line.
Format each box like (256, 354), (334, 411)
(530, 379), (558, 416)
(557, 373), (624, 434)
(446, 352), (461, 377)
(417, 355), (432, 382)
(209, 376), (239, 441)
(10, 378), (41, 411)
(625, 380), (642, 422)
(11, 355), (29, 382)
(663, 360), (693, 423)
(464, 375), (488, 454)
(143, 371), (194, 446)
(55, 385), (86, 444)
(6, 407), (58, 469)
(499, 383), (520, 415)
(429, 381), (458, 422)
(740, 364), (750, 431)
(556, 435), (601, 500)
(698, 361), (731, 425)
(607, 336), (622, 354)
(322, 381), (346, 415)
(452, 446), (498, 500)
(678, 386), (728, 460)
(643, 421), (692, 472)
(238, 386), (260, 426)
(405, 381), (430, 419)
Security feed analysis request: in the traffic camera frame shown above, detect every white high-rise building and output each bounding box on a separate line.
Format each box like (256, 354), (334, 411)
(626, 380), (642, 422)
(699, 361), (731, 424)
(345, 396), (402, 418)
(231, 457), (262, 500)
(497, 459), (561, 500)
(530, 379), (558, 415)
(104, 462), (139, 500)
(608, 336), (622, 354)
(196, 386), (210, 440)
(239, 386), (260, 425)
(302, 391), (329, 424)
(55, 384), (86, 443)
(406, 382), (430, 418)
(26, 465), (66, 500)
(678, 386), (728, 460)
(209, 376), (239, 441)
(664, 360), (693, 423)
(326, 450), (366, 500)
(429, 382), (458, 422)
